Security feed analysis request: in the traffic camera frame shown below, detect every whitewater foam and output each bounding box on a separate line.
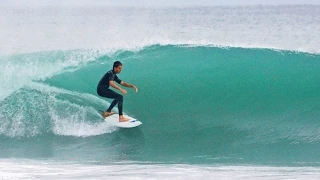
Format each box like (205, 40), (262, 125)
(0, 82), (117, 137)
(1, 159), (320, 180)
(49, 97), (117, 137)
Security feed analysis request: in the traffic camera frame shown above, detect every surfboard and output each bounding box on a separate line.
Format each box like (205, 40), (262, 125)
(104, 114), (142, 128)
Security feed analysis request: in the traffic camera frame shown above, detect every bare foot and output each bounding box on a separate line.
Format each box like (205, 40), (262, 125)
(101, 111), (115, 118)
(119, 115), (130, 122)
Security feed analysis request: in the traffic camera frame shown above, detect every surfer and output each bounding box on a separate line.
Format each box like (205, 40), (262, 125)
(97, 61), (138, 122)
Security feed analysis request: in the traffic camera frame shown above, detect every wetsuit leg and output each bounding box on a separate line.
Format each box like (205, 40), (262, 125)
(97, 88), (123, 115)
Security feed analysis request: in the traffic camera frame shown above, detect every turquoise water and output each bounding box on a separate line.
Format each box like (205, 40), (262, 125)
(1, 45), (320, 166)
(1, 5), (320, 179)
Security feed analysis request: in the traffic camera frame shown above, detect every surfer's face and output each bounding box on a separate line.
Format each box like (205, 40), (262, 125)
(114, 65), (122, 74)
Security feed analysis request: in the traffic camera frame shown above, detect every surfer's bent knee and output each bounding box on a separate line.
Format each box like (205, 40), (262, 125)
(116, 94), (123, 101)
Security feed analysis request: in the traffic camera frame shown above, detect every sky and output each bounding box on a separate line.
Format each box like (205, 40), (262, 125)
(1, 0), (320, 7)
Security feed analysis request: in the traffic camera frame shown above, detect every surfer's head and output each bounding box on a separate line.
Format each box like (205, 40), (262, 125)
(113, 61), (123, 74)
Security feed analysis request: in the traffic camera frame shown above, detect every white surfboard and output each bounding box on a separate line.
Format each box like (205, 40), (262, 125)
(104, 114), (142, 128)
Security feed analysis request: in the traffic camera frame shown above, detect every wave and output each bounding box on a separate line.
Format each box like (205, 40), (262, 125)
(1, 45), (320, 165)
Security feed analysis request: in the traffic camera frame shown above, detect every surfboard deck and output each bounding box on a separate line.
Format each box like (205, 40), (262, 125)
(104, 114), (142, 128)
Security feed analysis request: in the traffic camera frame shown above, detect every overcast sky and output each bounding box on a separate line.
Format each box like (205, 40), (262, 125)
(2, 0), (320, 7)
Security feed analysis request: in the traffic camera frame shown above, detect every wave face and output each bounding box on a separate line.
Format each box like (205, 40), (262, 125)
(1, 45), (320, 165)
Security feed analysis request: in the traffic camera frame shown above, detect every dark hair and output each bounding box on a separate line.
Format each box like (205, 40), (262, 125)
(113, 61), (122, 69)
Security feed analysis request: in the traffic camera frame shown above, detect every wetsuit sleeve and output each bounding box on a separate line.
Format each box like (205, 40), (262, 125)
(108, 72), (114, 81)
(114, 75), (122, 84)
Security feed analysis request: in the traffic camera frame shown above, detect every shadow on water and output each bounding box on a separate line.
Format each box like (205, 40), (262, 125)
(0, 127), (145, 163)
(110, 127), (145, 155)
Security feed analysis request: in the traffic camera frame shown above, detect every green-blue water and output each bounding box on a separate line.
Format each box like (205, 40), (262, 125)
(1, 45), (320, 166)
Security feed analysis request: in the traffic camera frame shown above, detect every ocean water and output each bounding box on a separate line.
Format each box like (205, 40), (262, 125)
(1, 5), (320, 179)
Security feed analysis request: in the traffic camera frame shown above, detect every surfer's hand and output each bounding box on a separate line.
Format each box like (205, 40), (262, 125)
(133, 86), (138, 93)
(120, 89), (127, 95)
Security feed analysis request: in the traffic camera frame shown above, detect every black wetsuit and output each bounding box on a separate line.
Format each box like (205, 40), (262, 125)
(97, 70), (123, 115)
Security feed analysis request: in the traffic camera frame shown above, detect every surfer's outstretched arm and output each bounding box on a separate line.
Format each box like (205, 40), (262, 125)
(120, 81), (138, 92)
